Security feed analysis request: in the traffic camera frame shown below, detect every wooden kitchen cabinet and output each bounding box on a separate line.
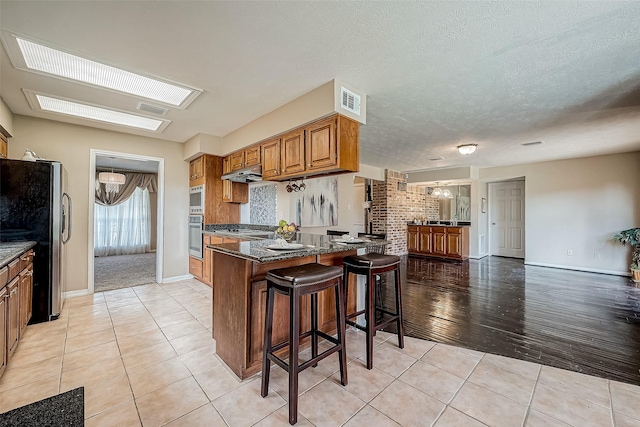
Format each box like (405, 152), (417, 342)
(19, 265), (33, 336)
(189, 256), (203, 280)
(222, 157), (249, 204)
(261, 138), (281, 179)
(228, 146), (261, 172)
(408, 225), (469, 260)
(0, 133), (7, 159)
(6, 277), (19, 361)
(418, 227), (432, 254)
(189, 156), (204, 184)
(260, 114), (360, 181)
(189, 155), (242, 220)
(0, 285), (6, 377)
(1, 247), (35, 379)
(407, 226), (419, 253)
(432, 227), (447, 256)
(281, 129), (306, 176)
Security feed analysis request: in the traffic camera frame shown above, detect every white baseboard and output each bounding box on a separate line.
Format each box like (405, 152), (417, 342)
(63, 289), (91, 299)
(469, 254), (489, 260)
(160, 274), (194, 284)
(524, 261), (630, 277)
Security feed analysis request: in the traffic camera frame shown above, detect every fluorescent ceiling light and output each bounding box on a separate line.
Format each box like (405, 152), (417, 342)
(16, 37), (199, 107)
(36, 94), (166, 131)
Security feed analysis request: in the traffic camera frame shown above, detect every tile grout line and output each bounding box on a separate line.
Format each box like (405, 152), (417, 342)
(520, 363), (542, 427)
(608, 380), (615, 427)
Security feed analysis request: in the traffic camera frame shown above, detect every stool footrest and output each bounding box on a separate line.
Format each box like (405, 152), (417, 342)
(346, 309), (365, 320)
(267, 341), (344, 373)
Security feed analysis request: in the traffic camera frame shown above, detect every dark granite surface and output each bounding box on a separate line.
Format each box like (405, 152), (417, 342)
(0, 387), (84, 426)
(0, 241), (37, 269)
(204, 223), (278, 232)
(208, 232), (386, 262)
(407, 222), (471, 227)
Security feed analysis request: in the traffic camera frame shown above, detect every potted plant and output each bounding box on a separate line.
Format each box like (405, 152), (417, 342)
(613, 228), (640, 283)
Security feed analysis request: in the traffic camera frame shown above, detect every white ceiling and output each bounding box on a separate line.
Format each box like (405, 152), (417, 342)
(96, 155), (158, 174)
(2, 1), (640, 173)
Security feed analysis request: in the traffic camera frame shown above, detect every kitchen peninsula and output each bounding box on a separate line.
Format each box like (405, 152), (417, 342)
(208, 232), (385, 379)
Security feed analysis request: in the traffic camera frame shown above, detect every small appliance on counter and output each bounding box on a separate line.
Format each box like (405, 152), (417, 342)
(0, 159), (72, 323)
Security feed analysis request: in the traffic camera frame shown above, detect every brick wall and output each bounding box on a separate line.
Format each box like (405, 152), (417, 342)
(369, 171), (440, 255)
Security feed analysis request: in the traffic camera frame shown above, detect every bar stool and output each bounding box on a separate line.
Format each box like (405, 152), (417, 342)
(261, 263), (348, 425)
(343, 253), (404, 369)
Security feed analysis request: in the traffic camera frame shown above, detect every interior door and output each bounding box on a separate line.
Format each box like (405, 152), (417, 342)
(489, 181), (525, 258)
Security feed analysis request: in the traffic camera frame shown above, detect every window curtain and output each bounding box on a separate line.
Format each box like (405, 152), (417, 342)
(94, 187), (151, 257)
(95, 172), (157, 206)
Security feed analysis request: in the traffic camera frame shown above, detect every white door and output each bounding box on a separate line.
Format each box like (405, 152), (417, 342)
(352, 182), (365, 233)
(489, 181), (525, 258)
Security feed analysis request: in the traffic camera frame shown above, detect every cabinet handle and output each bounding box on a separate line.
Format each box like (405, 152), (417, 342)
(21, 256), (28, 261)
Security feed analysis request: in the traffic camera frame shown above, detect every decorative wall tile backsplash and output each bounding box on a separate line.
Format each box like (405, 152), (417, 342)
(250, 184), (277, 225)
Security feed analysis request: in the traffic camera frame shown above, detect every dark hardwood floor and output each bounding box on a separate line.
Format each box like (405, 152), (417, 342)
(380, 255), (640, 385)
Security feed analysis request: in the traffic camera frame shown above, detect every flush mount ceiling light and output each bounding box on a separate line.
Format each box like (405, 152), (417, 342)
(27, 91), (169, 131)
(10, 36), (201, 108)
(457, 144), (478, 155)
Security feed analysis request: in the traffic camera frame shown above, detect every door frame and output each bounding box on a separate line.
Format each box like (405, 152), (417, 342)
(88, 149), (165, 294)
(487, 178), (525, 258)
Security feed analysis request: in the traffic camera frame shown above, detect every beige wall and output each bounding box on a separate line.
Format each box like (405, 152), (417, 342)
(9, 116), (189, 292)
(0, 97), (13, 136)
(480, 152), (640, 274)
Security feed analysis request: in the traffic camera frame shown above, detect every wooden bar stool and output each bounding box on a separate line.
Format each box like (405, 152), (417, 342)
(342, 253), (404, 369)
(261, 263), (348, 425)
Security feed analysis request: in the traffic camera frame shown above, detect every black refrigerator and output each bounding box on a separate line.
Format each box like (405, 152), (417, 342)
(0, 159), (72, 323)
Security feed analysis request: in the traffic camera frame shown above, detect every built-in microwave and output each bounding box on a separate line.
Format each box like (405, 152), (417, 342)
(189, 185), (205, 214)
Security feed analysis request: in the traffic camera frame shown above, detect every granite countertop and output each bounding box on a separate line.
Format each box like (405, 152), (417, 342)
(208, 232), (386, 262)
(407, 222), (471, 227)
(0, 241), (37, 269)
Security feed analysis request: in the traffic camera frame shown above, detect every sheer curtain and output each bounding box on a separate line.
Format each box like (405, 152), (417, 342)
(94, 187), (151, 257)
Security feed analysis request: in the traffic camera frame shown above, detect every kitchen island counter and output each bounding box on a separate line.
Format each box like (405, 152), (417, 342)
(209, 233), (386, 379)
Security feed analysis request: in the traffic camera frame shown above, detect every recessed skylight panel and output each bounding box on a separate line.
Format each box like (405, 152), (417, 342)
(36, 94), (165, 131)
(16, 37), (197, 107)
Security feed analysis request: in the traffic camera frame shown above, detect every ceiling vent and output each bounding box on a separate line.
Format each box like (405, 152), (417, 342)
(522, 141), (543, 146)
(430, 156), (444, 161)
(340, 86), (361, 115)
(137, 102), (169, 116)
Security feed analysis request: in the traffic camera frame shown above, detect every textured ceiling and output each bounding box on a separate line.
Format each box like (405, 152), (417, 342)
(1, 1), (640, 172)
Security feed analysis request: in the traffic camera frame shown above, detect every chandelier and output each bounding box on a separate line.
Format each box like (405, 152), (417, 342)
(99, 157), (126, 193)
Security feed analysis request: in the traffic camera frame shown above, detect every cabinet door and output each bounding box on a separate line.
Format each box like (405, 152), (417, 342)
(244, 146), (261, 167)
(203, 248), (213, 287)
(229, 151), (245, 171)
(0, 286), (7, 376)
(432, 227), (447, 256)
(222, 157), (233, 203)
(7, 277), (19, 360)
(407, 227), (419, 253)
(281, 129), (305, 176)
(19, 267), (33, 335)
(0, 139), (7, 159)
(306, 117), (337, 171)
(261, 138), (281, 179)
(446, 230), (462, 258)
(419, 228), (432, 254)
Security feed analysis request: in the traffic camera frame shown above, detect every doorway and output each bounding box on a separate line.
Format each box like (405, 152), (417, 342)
(489, 180), (525, 258)
(88, 150), (164, 293)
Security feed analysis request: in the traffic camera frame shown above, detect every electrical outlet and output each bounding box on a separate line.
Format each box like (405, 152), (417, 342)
(594, 252), (600, 258)
(567, 249), (573, 256)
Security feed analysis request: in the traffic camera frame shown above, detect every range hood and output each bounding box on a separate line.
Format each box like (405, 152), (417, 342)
(221, 164), (262, 183)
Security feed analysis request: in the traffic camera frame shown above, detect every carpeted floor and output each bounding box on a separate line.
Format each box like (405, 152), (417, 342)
(94, 252), (156, 292)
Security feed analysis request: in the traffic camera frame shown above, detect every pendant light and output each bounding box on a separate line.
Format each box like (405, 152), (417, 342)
(442, 187), (453, 199)
(432, 182), (443, 198)
(98, 157), (126, 193)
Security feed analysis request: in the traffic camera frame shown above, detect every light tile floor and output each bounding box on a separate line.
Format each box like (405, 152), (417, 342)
(1, 279), (639, 426)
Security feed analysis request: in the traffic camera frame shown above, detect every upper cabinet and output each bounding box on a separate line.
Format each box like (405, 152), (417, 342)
(189, 156), (204, 185)
(229, 146), (262, 172)
(222, 113), (360, 183)
(264, 114), (359, 181)
(261, 138), (281, 179)
(0, 133), (8, 159)
(222, 156), (248, 204)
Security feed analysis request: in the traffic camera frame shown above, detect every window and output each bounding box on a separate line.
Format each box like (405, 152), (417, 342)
(94, 187), (151, 256)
